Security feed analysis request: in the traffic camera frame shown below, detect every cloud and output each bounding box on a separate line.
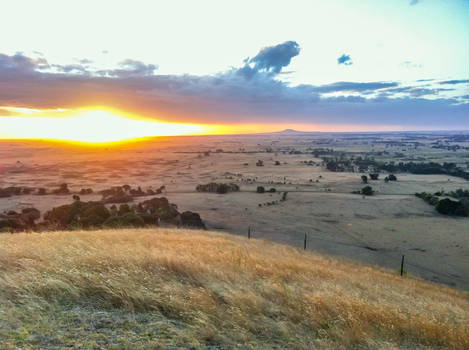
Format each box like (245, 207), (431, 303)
(0, 46), (468, 130)
(401, 61), (423, 69)
(52, 64), (88, 74)
(102, 59), (158, 77)
(79, 58), (93, 65)
(249, 41), (300, 74)
(439, 79), (469, 85)
(235, 41), (300, 80)
(311, 81), (398, 93)
(410, 0), (419, 5)
(337, 54), (353, 66)
(387, 86), (455, 97)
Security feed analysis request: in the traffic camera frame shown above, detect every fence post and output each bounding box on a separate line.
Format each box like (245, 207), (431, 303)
(248, 226), (251, 239)
(400, 255), (405, 276)
(304, 233), (307, 250)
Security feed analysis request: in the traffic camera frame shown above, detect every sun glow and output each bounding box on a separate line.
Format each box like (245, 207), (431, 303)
(0, 109), (210, 143)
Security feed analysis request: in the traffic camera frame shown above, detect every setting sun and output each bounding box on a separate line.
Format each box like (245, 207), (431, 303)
(0, 109), (210, 143)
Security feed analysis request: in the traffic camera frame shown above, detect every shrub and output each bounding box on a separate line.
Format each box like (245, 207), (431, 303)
(53, 183), (70, 194)
(196, 183), (240, 194)
(216, 184), (229, 194)
(103, 212), (145, 228)
(257, 186), (265, 193)
(37, 188), (47, 195)
(118, 204), (132, 216)
(361, 186), (374, 196)
(436, 198), (469, 216)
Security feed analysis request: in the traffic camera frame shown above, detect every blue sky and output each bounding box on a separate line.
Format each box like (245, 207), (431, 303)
(0, 0), (468, 132)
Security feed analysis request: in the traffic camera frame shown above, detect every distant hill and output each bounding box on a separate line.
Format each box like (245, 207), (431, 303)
(272, 128), (320, 134)
(1, 228), (467, 349)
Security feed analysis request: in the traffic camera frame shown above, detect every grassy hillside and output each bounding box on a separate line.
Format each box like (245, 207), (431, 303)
(0, 228), (468, 349)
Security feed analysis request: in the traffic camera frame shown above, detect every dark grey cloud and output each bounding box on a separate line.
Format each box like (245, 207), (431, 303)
(337, 54), (353, 66)
(234, 41), (300, 80)
(248, 41), (300, 74)
(0, 44), (468, 130)
(440, 79), (469, 85)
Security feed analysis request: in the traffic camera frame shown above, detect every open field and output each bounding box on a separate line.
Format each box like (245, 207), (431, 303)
(1, 131), (469, 290)
(1, 228), (468, 349)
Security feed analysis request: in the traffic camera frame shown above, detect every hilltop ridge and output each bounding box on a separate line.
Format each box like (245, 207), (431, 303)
(0, 228), (467, 349)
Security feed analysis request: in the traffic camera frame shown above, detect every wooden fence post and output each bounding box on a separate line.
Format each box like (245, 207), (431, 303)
(400, 255), (405, 276)
(248, 226), (251, 239)
(304, 233), (307, 250)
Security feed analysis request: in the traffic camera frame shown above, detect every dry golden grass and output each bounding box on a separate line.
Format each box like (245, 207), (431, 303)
(0, 228), (468, 349)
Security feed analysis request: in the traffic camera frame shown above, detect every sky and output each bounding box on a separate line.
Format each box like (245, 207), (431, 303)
(0, 0), (468, 141)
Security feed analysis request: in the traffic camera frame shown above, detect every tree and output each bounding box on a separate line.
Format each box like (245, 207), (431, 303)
(369, 173), (379, 180)
(388, 174), (397, 181)
(361, 175), (368, 184)
(257, 186), (265, 193)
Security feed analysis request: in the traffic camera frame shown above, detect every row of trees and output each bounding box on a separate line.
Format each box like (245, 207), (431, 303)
(322, 156), (469, 181)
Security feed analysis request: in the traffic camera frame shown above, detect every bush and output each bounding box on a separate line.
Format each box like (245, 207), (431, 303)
(196, 183), (240, 194)
(216, 184), (229, 194)
(103, 212), (145, 228)
(37, 188), (47, 195)
(436, 198), (469, 216)
(118, 204), (132, 216)
(361, 186), (374, 196)
(257, 186), (265, 193)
